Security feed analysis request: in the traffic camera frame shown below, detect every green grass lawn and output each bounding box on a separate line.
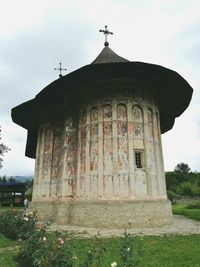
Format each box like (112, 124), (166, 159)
(0, 207), (23, 266)
(1, 233), (200, 267)
(68, 235), (200, 267)
(0, 234), (18, 267)
(172, 204), (200, 221)
(0, 206), (23, 213)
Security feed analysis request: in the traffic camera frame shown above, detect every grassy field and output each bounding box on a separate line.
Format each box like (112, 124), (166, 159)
(172, 204), (200, 221)
(71, 235), (200, 267)
(0, 206), (23, 213)
(1, 234), (200, 267)
(0, 234), (18, 267)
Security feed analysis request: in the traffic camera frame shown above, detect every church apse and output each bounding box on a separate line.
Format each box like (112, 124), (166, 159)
(33, 95), (167, 204)
(12, 28), (193, 227)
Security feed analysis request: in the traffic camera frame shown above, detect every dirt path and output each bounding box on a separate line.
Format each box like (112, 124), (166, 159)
(48, 215), (200, 238)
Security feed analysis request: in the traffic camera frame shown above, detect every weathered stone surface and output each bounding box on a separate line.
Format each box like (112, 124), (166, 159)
(31, 199), (172, 228)
(48, 215), (200, 237)
(69, 199), (172, 228)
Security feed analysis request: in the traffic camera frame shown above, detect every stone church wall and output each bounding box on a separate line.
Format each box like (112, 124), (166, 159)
(31, 94), (172, 227)
(32, 94), (167, 202)
(75, 96), (166, 200)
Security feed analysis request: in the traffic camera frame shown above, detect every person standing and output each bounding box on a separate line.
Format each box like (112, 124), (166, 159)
(24, 198), (29, 209)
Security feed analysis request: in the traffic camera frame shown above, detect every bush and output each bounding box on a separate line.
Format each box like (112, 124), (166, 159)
(187, 200), (200, 209)
(0, 209), (37, 240)
(177, 182), (194, 196)
(191, 184), (200, 197)
(167, 190), (181, 202)
(165, 168), (200, 198)
(17, 229), (142, 267)
(0, 208), (142, 266)
(17, 230), (99, 267)
(17, 229), (76, 267)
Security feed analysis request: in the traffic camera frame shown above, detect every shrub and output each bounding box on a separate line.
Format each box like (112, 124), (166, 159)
(18, 230), (76, 267)
(0, 209), (142, 266)
(191, 184), (200, 197)
(187, 200), (200, 209)
(177, 182), (194, 196)
(165, 169), (200, 198)
(17, 229), (96, 267)
(17, 229), (142, 267)
(0, 209), (37, 240)
(167, 190), (181, 202)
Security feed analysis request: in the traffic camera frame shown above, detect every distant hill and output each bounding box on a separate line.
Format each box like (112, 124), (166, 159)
(13, 176), (33, 183)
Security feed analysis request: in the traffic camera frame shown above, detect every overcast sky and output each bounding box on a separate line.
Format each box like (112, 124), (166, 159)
(0, 0), (200, 176)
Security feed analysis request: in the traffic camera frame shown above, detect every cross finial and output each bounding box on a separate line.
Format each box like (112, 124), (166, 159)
(99, 25), (113, 47)
(54, 62), (67, 78)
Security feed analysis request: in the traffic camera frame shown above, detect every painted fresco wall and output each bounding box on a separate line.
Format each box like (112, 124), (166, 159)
(60, 118), (77, 199)
(32, 119), (77, 200)
(33, 95), (166, 201)
(76, 96), (166, 200)
(33, 123), (54, 200)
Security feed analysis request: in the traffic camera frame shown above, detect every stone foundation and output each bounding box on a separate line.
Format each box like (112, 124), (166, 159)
(30, 199), (173, 228)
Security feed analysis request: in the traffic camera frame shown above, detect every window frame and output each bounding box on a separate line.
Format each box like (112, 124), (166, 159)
(134, 150), (144, 169)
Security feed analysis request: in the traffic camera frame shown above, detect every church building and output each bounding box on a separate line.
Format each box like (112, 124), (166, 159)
(12, 27), (193, 228)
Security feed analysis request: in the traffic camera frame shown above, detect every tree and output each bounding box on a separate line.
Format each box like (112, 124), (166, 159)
(9, 177), (16, 183)
(0, 126), (10, 169)
(25, 179), (33, 200)
(174, 162), (190, 173)
(2, 175), (7, 183)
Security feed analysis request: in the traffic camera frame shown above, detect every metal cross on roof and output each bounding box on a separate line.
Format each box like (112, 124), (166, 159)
(54, 62), (67, 78)
(99, 25), (113, 47)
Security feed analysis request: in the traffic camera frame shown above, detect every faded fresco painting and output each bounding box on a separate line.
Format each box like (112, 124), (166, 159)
(132, 105), (144, 139)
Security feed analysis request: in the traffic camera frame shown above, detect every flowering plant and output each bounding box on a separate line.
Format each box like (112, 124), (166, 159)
(0, 209), (37, 240)
(17, 229), (79, 267)
(119, 231), (142, 267)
